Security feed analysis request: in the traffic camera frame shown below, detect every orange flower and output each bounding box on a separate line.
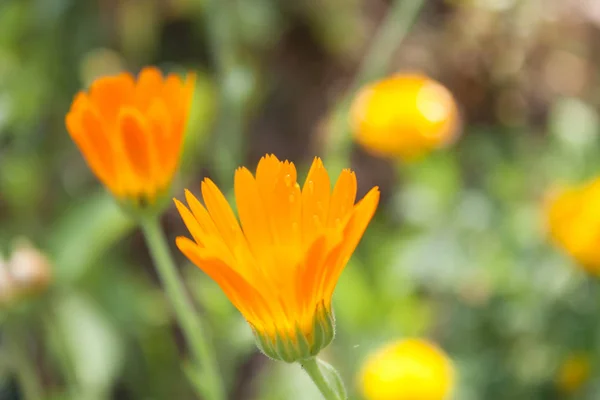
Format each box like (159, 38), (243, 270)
(66, 67), (196, 204)
(350, 73), (459, 160)
(546, 177), (600, 274)
(175, 155), (379, 362)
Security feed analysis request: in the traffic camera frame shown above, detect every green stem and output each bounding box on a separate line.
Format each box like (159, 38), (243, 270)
(201, 0), (247, 188)
(140, 216), (225, 400)
(353, 0), (427, 87)
(301, 357), (346, 400)
(43, 306), (79, 398)
(327, 0), (427, 159)
(7, 326), (44, 400)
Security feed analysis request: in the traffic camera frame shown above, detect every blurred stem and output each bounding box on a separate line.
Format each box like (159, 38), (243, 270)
(7, 326), (44, 400)
(300, 358), (346, 400)
(209, 90), (245, 188)
(202, 0), (246, 187)
(140, 216), (225, 400)
(43, 305), (79, 397)
(353, 0), (427, 87)
(203, 0), (236, 73)
(327, 0), (427, 160)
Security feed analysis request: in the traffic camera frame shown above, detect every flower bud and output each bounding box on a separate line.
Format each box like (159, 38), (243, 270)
(350, 73), (460, 160)
(252, 302), (335, 363)
(359, 338), (454, 400)
(545, 178), (600, 274)
(556, 353), (591, 394)
(8, 241), (52, 296)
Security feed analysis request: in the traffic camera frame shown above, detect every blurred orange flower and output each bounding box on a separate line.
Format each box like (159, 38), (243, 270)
(546, 177), (600, 274)
(66, 67), (196, 204)
(359, 338), (455, 400)
(350, 73), (460, 160)
(175, 154), (379, 362)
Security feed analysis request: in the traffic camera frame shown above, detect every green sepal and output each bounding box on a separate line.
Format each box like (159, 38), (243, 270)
(251, 302), (336, 363)
(117, 183), (173, 221)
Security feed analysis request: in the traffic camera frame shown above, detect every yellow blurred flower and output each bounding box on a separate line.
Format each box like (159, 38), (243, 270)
(66, 67), (196, 205)
(175, 154), (379, 362)
(359, 338), (455, 400)
(546, 177), (600, 274)
(350, 73), (460, 160)
(556, 354), (591, 394)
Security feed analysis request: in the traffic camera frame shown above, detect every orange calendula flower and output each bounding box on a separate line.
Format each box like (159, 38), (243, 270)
(359, 339), (455, 400)
(66, 67), (196, 205)
(546, 177), (600, 274)
(350, 73), (460, 160)
(175, 154), (379, 362)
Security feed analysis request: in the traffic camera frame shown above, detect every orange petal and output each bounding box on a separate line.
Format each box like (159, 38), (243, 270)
(147, 99), (174, 184)
(176, 236), (273, 325)
(235, 167), (273, 260)
(79, 105), (117, 186)
(162, 74), (186, 134)
(118, 108), (154, 190)
(302, 157), (331, 245)
(173, 72), (196, 134)
(328, 169), (357, 228)
(162, 73), (184, 111)
(295, 235), (338, 319)
(65, 109), (112, 186)
(89, 73), (135, 125)
(173, 199), (204, 244)
(268, 160), (301, 246)
(201, 178), (244, 249)
(69, 92), (90, 114)
(324, 187), (379, 299)
(184, 189), (220, 238)
(255, 154), (282, 200)
(134, 67), (163, 111)
(314, 237), (345, 308)
(177, 190), (238, 264)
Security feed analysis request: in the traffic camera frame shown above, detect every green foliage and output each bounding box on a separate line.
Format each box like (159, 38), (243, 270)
(2, 0), (600, 399)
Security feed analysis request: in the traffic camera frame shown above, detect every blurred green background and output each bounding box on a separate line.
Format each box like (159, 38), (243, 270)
(2, 0), (600, 399)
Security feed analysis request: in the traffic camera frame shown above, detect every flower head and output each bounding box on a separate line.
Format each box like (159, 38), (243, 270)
(556, 353), (591, 394)
(350, 73), (459, 160)
(9, 240), (52, 295)
(359, 339), (455, 400)
(0, 240), (52, 307)
(175, 155), (379, 362)
(546, 177), (600, 274)
(66, 67), (196, 206)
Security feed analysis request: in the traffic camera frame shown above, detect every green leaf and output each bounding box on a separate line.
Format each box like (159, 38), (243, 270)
(48, 191), (134, 284)
(52, 293), (124, 398)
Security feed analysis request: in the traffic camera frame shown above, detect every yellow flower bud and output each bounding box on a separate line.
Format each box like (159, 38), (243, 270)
(556, 354), (591, 394)
(545, 177), (600, 274)
(359, 339), (455, 400)
(350, 73), (460, 160)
